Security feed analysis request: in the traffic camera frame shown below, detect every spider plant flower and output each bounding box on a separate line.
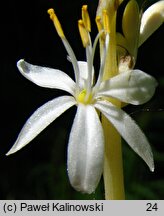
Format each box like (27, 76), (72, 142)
(6, 6), (157, 193)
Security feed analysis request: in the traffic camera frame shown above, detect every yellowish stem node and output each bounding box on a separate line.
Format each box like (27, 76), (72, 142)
(82, 5), (91, 32)
(47, 8), (65, 38)
(78, 20), (90, 47)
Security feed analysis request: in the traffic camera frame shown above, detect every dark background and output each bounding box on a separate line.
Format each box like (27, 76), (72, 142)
(1, 0), (164, 199)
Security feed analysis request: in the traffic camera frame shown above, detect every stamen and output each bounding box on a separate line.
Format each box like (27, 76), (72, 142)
(47, 9), (65, 38)
(48, 8), (80, 88)
(82, 5), (91, 32)
(103, 10), (110, 33)
(78, 20), (90, 47)
(62, 39), (80, 88)
(95, 16), (103, 32)
(85, 30), (104, 98)
(95, 16), (106, 41)
(93, 34), (110, 95)
(92, 30), (104, 62)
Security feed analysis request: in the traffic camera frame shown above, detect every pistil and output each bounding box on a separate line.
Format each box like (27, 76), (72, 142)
(77, 89), (93, 105)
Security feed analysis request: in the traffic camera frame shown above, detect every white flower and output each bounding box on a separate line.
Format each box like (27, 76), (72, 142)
(6, 7), (157, 194)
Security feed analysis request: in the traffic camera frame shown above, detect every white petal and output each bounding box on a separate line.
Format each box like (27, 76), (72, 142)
(78, 61), (94, 89)
(98, 70), (157, 105)
(6, 96), (76, 155)
(95, 100), (154, 171)
(139, 0), (164, 46)
(17, 59), (76, 96)
(67, 104), (104, 194)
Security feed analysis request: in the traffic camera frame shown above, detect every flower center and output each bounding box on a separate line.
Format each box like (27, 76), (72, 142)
(77, 89), (93, 105)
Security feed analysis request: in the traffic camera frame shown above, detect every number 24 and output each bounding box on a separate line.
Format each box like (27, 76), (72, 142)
(146, 203), (158, 211)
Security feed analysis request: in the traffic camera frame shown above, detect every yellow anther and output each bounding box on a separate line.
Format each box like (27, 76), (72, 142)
(82, 5), (91, 32)
(78, 20), (90, 48)
(103, 10), (110, 33)
(95, 16), (106, 41)
(95, 16), (103, 32)
(47, 8), (65, 38)
(77, 89), (93, 104)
